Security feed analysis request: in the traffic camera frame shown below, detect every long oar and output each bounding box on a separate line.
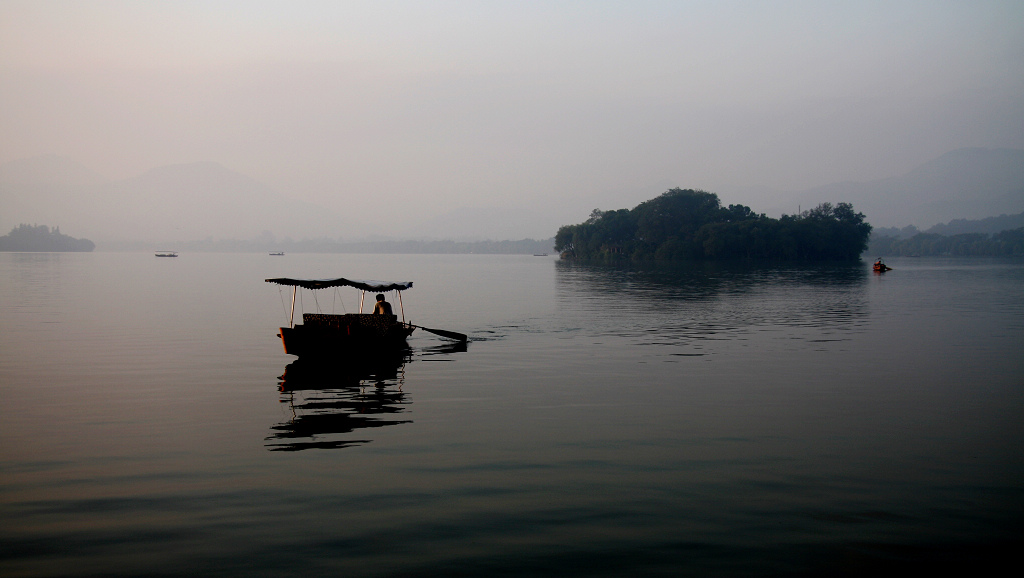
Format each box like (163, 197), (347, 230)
(409, 324), (468, 342)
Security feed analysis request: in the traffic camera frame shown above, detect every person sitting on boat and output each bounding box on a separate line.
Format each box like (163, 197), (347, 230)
(373, 293), (395, 319)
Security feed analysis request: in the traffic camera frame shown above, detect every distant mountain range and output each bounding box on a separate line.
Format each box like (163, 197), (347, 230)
(403, 206), (557, 241)
(765, 148), (1024, 229)
(0, 156), (355, 243)
(2, 148), (1022, 244)
(925, 212), (1024, 236)
(874, 211), (1024, 239)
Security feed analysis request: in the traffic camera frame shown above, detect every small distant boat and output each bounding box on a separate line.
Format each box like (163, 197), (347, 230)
(265, 276), (467, 358)
(533, 253), (548, 256)
(873, 258), (892, 272)
(155, 251), (178, 258)
(269, 252), (285, 256)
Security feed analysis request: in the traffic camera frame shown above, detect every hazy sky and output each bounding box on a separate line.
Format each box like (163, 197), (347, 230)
(2, 1), (1023, 234)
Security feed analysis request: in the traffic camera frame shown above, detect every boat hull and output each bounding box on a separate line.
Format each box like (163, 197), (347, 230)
(278, 313), (415, 358)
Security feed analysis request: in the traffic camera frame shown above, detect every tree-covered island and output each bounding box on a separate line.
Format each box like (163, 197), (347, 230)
(555, 188), (871, 262)
(0, 224), (95, 252)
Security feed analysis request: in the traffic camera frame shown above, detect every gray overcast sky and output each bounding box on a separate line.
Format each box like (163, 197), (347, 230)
(2, 1), (1023, 235)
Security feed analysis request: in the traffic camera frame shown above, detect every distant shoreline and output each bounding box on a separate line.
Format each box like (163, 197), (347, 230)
(93, 237), (556, 255)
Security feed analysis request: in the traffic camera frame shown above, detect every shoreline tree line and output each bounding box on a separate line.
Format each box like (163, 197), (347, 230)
(555, 188), (871, 262)
(0, 224), (552, 254)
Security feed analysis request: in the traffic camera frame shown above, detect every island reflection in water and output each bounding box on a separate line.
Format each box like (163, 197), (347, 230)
(267, 341), (468, 451)
(553, 260), (870, 353)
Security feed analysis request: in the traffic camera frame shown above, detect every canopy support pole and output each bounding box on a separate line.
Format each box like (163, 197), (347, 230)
(398, 290), (405, 323)
(289, 286), (297, 328)
(359, 291), (365, 313)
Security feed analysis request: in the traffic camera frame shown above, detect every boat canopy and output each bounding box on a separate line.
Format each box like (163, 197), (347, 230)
(265, 277), (413, 292)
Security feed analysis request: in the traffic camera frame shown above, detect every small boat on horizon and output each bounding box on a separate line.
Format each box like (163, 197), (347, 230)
(269, 251), (285, 256)
(155, 250), (178, 257)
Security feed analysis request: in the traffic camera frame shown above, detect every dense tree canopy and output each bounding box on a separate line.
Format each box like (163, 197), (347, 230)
(555, 188), (871, 262)
(0, 224), (95, 252)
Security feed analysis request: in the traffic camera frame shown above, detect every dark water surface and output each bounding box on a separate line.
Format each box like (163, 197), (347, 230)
(1, 253), (1022, 576)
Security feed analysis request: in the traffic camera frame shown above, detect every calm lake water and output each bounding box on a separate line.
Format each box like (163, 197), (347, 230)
(1, 252), (1022, 576)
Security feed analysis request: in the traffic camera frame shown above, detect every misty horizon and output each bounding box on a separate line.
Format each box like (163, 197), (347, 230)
(3, 146), (1024, 246)
(2, 2), (1023, 243)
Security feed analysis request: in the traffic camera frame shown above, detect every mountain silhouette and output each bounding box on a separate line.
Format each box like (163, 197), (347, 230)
(1, 158), (354, 243)
(772, 148), (1024, 228)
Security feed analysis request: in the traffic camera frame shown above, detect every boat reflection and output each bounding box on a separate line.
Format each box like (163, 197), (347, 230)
(266, 342), (467, 451)
(266, 350), (412, 451)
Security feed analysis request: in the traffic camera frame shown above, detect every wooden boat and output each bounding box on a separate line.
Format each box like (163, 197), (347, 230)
(266, 277), (416, 357)
(155, 250), (178, 257)
(873, 258), (892, 272)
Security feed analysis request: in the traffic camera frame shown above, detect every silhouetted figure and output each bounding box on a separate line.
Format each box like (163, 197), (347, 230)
(373, 293), (394, 317)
